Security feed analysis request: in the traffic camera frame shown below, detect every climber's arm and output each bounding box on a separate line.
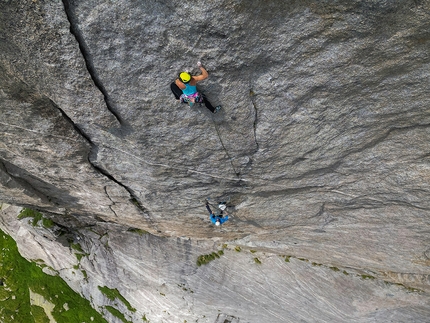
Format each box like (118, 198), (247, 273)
(193, 66), (209, 82)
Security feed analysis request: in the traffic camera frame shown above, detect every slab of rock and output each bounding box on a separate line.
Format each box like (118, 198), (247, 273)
(0, 1), (430, 322)
(1, 206), (430, 323)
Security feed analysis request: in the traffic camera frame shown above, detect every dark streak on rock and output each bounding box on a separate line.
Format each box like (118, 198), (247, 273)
(0, 160), (51, 205)
(249, 89), (260, 153)
(251, 185), (323, 198)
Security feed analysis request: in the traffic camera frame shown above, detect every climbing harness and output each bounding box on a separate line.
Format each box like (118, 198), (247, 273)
(180, 92), (204, 107)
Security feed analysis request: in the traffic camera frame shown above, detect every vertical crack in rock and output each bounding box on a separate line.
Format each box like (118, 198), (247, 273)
(211, 118), (241, 178)
(249, 89), (260, 152)
(49, 99), (146, 215)
(61, 0), (123, 125)
(103, 186), (118, 217)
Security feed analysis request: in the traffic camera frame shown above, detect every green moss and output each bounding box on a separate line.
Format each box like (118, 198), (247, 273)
(0, 229), (107, 323)
(71, 243), (89, 262)
(98, 286), (136, 312)
(17, 208), (54, 228)
(234, 246), (241, 252)
(254, 258), (261, 264)
(41, 218), (54, 229)
(361, 275), (375, 280)
(30, 305), (50, 323)
(250, 250), (257, 253)
(405, 286), (423, 293)
(18, 208), (42, 220)
(297, 258), (308, 262)
(284, 256), (291, 262)
(142, 314), (149, 321)
(127, 228), (148, 236)
(330, 267), (340, 272)
(343, 270), (349, 275)
(197, 250), (225, 266)
(70, 243), (84, 253)
(130, 198), (144, 211)
(105, 306), (132, 323)
(222, 244), (228, 249)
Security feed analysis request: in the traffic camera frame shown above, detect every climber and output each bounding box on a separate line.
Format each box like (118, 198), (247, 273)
(171, 62), (221, 113)
(206, 202), (229, 226)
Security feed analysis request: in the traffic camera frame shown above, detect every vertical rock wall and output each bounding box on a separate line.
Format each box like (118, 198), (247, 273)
(1, 0), (430, 322)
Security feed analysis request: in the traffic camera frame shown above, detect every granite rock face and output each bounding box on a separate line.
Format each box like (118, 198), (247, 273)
(1, 0), (430, 322)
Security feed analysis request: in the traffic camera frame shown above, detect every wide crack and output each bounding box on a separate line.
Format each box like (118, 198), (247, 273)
(62, 0), (123, 125)
(249, 89), (260, 153)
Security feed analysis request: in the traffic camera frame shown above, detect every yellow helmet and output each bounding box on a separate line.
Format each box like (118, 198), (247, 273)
(179, 72), (191, 83)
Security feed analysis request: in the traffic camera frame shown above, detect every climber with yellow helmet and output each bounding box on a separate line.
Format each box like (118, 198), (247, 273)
(171, 62), (221, 113)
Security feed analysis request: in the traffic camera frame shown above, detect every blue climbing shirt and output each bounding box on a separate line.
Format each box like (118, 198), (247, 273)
(210, 214), (229, 225)
(182, 83), (197, 96)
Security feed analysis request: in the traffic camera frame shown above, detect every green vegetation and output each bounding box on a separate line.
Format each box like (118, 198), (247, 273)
(254, 257), (261, 264)
(42, 217), (54, 228)
(70, 243), (84, 253)
(197, 251), (223, 266)
(405, 286), (423, 293)
(71, 242), (89, 262)
(18, 207), (42, 220)
(0, 229), (108, 323)
(105, 306), (132, 323)
(98, 286), (136, 312)
(75, 253), (84, 261)
(30, 305), (50, 323)
(142, 314), (149, 321)
(281, 254), (422, 294)
(130, 198), (144, 211)
(127, 228), (149, 236)
(234, 246), (241, 252)
(250, 249), (257, 253)
(18, 208), (55, 228)
(18, 208), (43, 226)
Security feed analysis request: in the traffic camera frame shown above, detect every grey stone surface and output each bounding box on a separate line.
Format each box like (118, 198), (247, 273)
(2, 205), (430, 323)
(1, 0), (430, 322)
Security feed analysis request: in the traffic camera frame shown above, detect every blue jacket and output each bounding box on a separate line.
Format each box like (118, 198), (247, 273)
(210, 214), (229, 225)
